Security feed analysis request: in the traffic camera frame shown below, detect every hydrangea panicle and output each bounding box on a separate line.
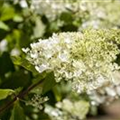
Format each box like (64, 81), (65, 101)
(23, 29), (120, 93)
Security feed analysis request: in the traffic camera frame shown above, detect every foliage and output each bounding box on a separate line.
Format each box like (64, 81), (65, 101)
(0, 89), (14, 100)
(0, 0), (120, 120)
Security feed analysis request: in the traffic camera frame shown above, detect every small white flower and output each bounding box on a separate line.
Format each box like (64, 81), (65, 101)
(58, 53), (68, 62)
(35, 63), (50, 73)
(11, 48), (20, 56)
(105, 87), (116, 97)
(22, 48), (30, 53)
(0, 40), (8, 52)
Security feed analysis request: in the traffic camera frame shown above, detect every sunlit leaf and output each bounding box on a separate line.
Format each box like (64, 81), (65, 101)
(0, 21), (10, 31)
(11, 56), (38, 75)
(0, 4), (15, 21)
(0, 89), (14, 100)
(13, 15), (23, 22)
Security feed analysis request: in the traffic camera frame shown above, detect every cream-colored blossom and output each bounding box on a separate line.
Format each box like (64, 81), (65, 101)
(31, 0), (120, 28)
(45, 99), (89, 120)
(23, 29), (120, 93)
(88, 71), (120, 105)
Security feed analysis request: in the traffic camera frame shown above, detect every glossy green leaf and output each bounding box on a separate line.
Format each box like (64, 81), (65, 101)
(10, 101), (26, 120)
(11, 56), (38, 75)
(13, 15), (23, 22)
(0, 89), (14, 100)
(30, 72), (56, 95)
(0, 21), (10, 31)
(42, 72), (56, 94)
(0, 4), (15, 21)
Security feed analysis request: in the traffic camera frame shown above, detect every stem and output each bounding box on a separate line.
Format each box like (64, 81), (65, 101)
(0, 78), (45, 114)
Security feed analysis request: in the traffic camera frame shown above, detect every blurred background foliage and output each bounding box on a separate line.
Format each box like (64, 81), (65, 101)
(0, 0), (120, 120)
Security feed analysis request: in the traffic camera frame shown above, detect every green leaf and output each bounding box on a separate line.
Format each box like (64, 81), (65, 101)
(42, 72), (56, 94)
(0, 4), (15, 21)
(0, 21), (10, 31)
(30, 72), (56, 95)
(10, 101), (26, 120)
(13, 15), (23, 22)
(30, 71), (56, 95)
(60, 12), (73, 23)
(0, 89), (14, 100)
(11, 56), (38, 76)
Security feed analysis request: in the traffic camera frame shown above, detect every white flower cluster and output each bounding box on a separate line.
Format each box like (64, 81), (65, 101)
(23, 29), (120, 93)
(31, 0), (120, 28)
(26, 94), (49, 110)
(31, 0), (89, 21)
(81, 0), (120, 29)
(45, 99), (89, 120)
(88, 71), (120, 105)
